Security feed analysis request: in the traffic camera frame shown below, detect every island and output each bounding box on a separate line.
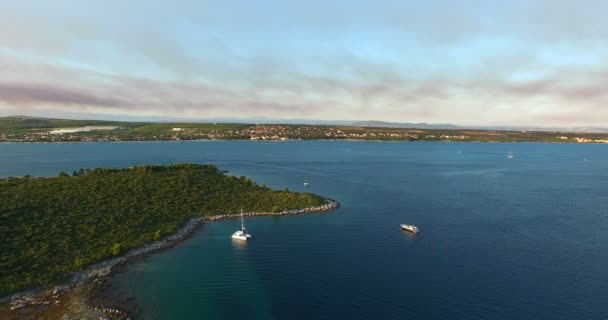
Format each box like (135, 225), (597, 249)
(2, 116), (608, 144)
(0, 164), (338, 318)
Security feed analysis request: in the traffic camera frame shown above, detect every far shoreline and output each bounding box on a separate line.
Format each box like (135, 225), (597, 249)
(1, 139), (607, 145)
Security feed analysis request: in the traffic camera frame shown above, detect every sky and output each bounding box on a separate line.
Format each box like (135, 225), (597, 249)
(0, 0), (607, 127)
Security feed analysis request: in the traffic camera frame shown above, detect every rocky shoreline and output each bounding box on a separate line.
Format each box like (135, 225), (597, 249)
(206, 198), (340, 221)
(1, 198), (339, 319)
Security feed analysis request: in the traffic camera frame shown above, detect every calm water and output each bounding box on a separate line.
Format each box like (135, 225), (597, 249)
(2, 141), (608, 319)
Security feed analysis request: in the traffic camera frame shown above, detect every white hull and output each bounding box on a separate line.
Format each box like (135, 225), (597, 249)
(232, 234), (249, 241)
(401, 224), (420, 234)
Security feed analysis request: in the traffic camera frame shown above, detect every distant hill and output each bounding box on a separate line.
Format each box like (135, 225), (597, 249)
(353, 120), (608, 133)
(548, 127), (608, 133)
(353, 120), (462, 130)
(473, 125), (608, 133)
(0, 116), (137, 133)
(1, 115), (606, 134)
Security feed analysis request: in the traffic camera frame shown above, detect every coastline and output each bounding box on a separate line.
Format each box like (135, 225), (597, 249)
(1, 198), (340, 319)
(2, 138), (608, 145)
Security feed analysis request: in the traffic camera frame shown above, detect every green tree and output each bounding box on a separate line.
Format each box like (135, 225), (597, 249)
(111, 243), (122, 256)
(74, 258), (84, 269)
(154, 230), (162, 240)
(58, 171), (69, 178)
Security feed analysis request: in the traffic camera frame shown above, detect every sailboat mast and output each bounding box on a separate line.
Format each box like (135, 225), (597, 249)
(241, 209), (245, 230)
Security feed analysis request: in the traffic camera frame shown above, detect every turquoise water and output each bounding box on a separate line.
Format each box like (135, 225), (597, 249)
(2, 141), (608, 319)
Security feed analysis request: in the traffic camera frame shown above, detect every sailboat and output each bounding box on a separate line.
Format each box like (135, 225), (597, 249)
(508, 152), (514, 159)
(231, 209), (252, 241)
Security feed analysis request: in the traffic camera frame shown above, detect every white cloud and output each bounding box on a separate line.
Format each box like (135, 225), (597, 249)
(0, 1), (607, 126)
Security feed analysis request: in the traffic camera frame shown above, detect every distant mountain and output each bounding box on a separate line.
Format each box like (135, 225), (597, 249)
(562, 127), (608, 133)
(353, 121), (608, 133)
(5, 115), (52, 120)
(473, 126), (608, 133)
(2, 115), (606, 133)
(353, 120), (462, 130)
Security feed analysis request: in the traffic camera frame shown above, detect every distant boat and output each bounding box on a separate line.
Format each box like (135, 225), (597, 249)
(508, 152), (514, 159)
(401, 224), (420, 234)
(232, 210), (252, 241)
(303, 182), (310, 186)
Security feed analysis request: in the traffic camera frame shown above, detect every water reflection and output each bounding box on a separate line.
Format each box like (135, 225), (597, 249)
(400, 230), (420, 240)
(231, 238), (248, 251)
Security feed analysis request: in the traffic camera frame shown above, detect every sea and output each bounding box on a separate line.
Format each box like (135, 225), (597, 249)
(1, 141), (607, 320)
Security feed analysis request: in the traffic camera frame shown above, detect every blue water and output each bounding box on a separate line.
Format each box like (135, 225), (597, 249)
(2, 141), (608, 319)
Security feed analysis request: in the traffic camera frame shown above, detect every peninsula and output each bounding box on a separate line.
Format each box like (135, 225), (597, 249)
(0, 164), (336, 298)
(2, 116), (608, 144)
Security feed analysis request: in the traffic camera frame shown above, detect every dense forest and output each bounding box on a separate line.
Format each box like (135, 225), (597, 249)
(0, 164), (325, 296)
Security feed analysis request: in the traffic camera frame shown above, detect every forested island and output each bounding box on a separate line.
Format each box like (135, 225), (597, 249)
(0, 164), (327, 297)
(2, 116), (608, 144)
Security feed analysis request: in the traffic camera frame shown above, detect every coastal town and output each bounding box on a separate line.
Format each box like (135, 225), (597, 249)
(2, 117), (608, 144)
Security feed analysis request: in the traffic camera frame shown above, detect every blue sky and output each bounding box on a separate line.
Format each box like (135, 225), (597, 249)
(0, 0), (607, 126)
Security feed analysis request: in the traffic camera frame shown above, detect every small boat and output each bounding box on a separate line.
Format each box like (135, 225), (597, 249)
(303, 182), (310, 186)
(507, 152), (514, 159)
(232, 210), (252, 241)
(401, 224), (420, 234)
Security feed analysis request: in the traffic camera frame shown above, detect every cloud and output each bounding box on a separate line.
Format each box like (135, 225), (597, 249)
(0, 83), (124, 107)
(0, 1), (607, 126)
(1, 51), (607, 127)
